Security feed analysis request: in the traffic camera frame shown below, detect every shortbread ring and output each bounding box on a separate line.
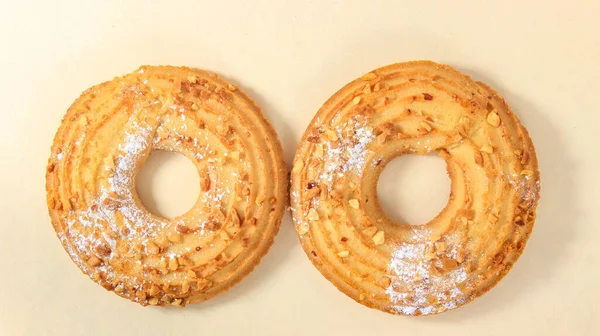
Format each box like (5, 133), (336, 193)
(290, 61), (540, 315)
(46, 66), (287, 306)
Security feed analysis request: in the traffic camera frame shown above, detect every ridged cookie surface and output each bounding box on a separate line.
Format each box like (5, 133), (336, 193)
(290, 61), (540, 315)
(46, 66), (287, 306)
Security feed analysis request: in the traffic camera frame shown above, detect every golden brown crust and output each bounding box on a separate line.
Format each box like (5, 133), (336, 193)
(290, 61), (540, 315)
(46, 66), (287, 306)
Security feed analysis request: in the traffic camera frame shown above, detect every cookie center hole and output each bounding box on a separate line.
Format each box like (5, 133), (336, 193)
(377, 154), (450, 226)
(136, 150), (199, 219)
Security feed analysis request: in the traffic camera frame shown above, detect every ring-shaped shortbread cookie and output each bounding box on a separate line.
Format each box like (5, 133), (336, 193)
(290, 61), (540, 315)
(46, 66), (287, 306)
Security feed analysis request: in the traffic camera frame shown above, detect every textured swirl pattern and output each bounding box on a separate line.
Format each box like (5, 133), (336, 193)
(46, 66), (287, 306)
(290, 61), (540, 315)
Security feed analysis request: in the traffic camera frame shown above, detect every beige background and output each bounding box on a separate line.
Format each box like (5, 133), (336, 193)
(1, 1), (599, 335)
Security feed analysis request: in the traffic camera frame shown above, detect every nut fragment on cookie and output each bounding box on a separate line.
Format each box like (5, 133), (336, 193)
(481, 144), (494, 153)
(337, 250), (350, 258)
(487, 112), (500, 127)
(307, 208), (320, 221)
(348, 199), (360, 209)
(353, 96), (362, 105)
(297, 224), (309, 235)
(372, 231), (385, 245)
(363, 226), (378, 237)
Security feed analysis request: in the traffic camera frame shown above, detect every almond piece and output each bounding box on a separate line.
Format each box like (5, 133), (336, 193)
(337, 250), (350, 258)
(146, 241), (160, 255)
(187, 270), (197, 279)
(363, 226), (378, 237)
(307, 208), (320, 221)
(372, 231), (385, 246)
(168, 258), (179, 271)
(487, 112), (500, 127)
(181, 281), (190, 294)
(297, 224), (309, 236)
(88, 256), (102, 267)
(420, 122), (432, 132)
(324, 130), (338, 141)
(353, 96), (362, 105)
(167, 232), (182, 243)
(435, 241), (447, 252)
(348, 199), (360, 209)
(481, 144), (494, 153)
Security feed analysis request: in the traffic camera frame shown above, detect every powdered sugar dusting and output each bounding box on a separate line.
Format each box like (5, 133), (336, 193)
(320, 119), (375, 185)
(386, 231), (468, 315)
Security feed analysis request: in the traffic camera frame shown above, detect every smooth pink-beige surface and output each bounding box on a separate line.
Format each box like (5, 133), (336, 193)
(1, 1), (598, 335)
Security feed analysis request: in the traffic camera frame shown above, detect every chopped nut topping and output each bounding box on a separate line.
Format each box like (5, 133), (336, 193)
(378, 275), (391, 287)
(520, 169), (533, 176)
(372, 231), (385, 246)
(228, 84), (236, 91)
(425, 252), (437, 260)
(307, 208), (320, 221)
(149, 284), (160, 296)
(200, 175), (210, 192)
(337, 250), (350, 258)
(168, 258), (179, 271)
(373, 83), (381, 92)
(176, 224), (190, 234)
(442, 257), (458, 270)
(167, 232), (182, 243)
(456, 249), (466, 263)
(94, 243), (111, 257)
(419, 122), (432, 132)
(353, 96), (362, 105)
(363, 226), (378, 237)
(216, 124), (230, 135)
(363, 84), (371, 94)
(520, 151), (530, 165)
(474, 151), (483, 166)
(361, 72), (377, 80)
(487, 112), (500, 127)
(148, 297), (159, 306)
(191, 103), (199, 110)
(181, 281), (190, 294)
(359, 293), (366, 301)
(187, 270), (197, 279)
(298, 224), (309, 235)
(172, 299), (183, 306)
(481, 144), (494, 153)
(435, 241), (447, 252)
(324, 129), (338, 141)
(88, 256), (102, 267)
(242, 187), (251, 196)
(348, 199), (360, 209)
